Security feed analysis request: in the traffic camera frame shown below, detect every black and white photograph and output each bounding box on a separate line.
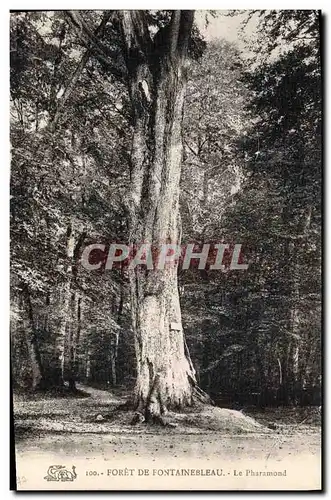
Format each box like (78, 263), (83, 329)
(10, 8), (322, 491)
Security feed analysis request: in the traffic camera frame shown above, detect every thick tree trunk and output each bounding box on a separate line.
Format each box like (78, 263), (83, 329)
(120, 11), (201, 419)
(134, 279), (194, 416)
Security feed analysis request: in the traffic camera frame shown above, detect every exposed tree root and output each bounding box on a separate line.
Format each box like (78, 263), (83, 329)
(192, 384), (214, 406)
(127, 404), (264, 433)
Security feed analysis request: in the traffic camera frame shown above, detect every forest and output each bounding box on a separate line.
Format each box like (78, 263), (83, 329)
(10, 10), (321, 424)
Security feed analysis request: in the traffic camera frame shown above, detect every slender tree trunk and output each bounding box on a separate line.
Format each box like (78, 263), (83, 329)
(110, 332), (118, 386)
(21, 287), (44, 390)
(67, 292), (78, 391)
(55, 222), (75, 385)
(85, 348), (91, 381)
(74, 296), (82, 382)
(120, 11), (204, 419)
(55, 223), (86, 387)
(286, 207), (312, 403)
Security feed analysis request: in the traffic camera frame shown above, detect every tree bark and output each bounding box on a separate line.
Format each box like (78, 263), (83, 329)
(67, 292), (81, 391)
(21, 286), (44, 390)
(55, 222), (75, 385)
(119, 11), (201, 419)
(85, 348), (91, 381)
(110, 331), (118, 386)
(55, 221), (86, 387)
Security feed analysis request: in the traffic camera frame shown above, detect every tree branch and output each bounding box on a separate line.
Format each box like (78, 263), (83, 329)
(119, 10), (152, 72)
(168, 11), (181, 58)
(66, 10), (125, 80)
(167, 10), (194, 60)
(50, 12), (114, 130)
(177, 10), (195, 57)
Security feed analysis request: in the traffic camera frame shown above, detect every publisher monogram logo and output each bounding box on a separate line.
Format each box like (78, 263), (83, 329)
(44, 465), (77, 482)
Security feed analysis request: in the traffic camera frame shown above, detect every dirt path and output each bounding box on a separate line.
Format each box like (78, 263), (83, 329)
(16, 424), (320, 462)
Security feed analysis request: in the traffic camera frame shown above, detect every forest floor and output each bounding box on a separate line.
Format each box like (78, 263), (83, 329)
(14, 384), (321, 465)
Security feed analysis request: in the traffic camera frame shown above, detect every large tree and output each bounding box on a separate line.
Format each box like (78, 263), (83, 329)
(67, 10), (205, 417)
(118, 11), (200, 418)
